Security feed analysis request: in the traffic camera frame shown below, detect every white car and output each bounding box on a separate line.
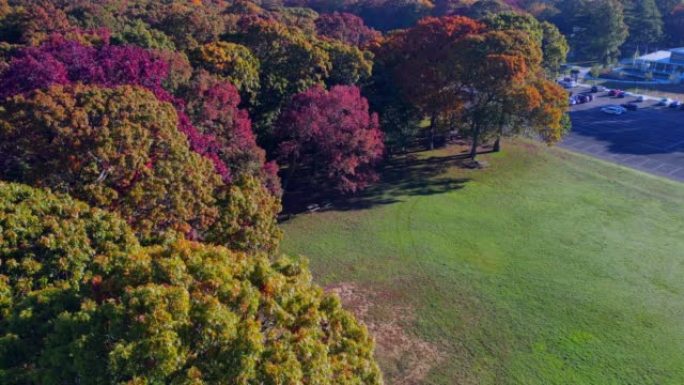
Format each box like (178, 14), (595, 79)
(601, 106), (626, 115)
(657, 98), (672, 106)
(636, 95), (645, 102)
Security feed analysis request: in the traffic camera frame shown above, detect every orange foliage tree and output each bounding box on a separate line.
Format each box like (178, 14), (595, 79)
(377, 15), (568, 157)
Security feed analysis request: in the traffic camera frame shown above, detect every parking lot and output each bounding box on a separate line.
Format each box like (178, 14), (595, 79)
(560, 87), (684, 182)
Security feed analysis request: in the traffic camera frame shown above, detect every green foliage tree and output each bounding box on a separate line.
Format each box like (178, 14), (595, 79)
(554, 0), (629, 64)
(0, 181), (382, 385)
(621, 0), (664, 52)
(151, 1), (225, 51)
(225, 18), (331, 139)
(321, 39), (374, 85)
(207, 174), (283, 253)
(483, 13), (569, 77)
(540, 21), (569, 76)
(111, 19), (177, 51)
(191, 41), (261, 101)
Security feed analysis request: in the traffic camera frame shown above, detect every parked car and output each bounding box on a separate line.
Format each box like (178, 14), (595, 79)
(608, 89), (621, 96)
(559, 80), (575, 89)
(635, 95), (645, 102)
(620, 103), (638, 111)
(657, 98), (672, 106)
(601, 105), (627, 115)
(669, 100), (682, 108)
(591, 85), (608, 93)
(616, 91), (626, 98)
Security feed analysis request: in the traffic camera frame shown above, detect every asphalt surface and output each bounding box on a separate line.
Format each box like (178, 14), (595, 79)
(560, 87), (684, 182)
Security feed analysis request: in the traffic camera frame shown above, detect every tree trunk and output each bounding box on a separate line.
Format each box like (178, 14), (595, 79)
(493, 121), (504, 153)
(282, 157), (299, 191)
(429, 114), (436, 150)
(469, 125), (480, 160)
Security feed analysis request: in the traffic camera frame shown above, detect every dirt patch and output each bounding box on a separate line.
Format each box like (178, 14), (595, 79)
(327, 282), (444, 385)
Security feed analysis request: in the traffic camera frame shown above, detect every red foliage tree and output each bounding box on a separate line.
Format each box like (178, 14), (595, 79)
(183, 71), (279, 191)
(315, 12), (381, 47)
(276, 85), (384, 193)
(0, 37), (234, 180)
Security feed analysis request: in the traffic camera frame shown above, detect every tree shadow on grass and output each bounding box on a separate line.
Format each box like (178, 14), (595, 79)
(280, 151), (472, 218)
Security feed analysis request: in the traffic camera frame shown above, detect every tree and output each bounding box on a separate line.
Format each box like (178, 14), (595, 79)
(315, 12), (381, 47)
(182, 71), (267, 180)
(554, 0), (628, 64)
(149, 1), (225, 51)
(276, 85), (384, 192)
(622, 0), (664, 52)
(191, 41), (261, 101)
(207, 174), (283, 252)
(381, 16), (486, 149)
(0, 37), (229, 180)
(664, 4), (684, 46)
(321, 39), (374, 85)
(443, 28), (568, 159)
(0, 84), (221, 243)
(483, 13), (568, 77)
(225, 18), (331, 139)
(590, 64), (603, 83)
(274, 6), (320, 34)
(450, 0), (516, 19)
(0, 0), (72, 45)
(111, 19), (176, 51)
(540, 21), (569, 76)
(0, 181), (382, 385)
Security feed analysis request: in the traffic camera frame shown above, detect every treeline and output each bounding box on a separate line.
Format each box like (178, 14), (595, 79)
(0, 1), (569, 383)
(282, 0), (684, 63)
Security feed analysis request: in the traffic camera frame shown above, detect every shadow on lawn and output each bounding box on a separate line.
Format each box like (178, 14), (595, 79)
(280, 151), (472, 218)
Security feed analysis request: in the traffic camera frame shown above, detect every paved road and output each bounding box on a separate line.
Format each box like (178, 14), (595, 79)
(560, 89), (684, 182)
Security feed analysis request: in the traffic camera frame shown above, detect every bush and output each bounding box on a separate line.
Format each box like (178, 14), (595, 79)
(0, 182), (382, 385)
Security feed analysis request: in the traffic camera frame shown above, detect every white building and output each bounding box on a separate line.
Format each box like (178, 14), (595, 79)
(626, 48), (684, 81)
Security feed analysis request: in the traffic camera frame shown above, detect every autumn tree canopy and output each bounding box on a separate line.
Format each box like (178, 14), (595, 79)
(375, 14), (568, 158)
(0, 37), (282, 252)
(315, 12), (381, 47)
(0, 181), (382, 385)
(277, 85), (385, 192)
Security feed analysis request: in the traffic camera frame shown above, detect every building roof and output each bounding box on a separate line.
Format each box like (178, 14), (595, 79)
(638, 50), (672, 63)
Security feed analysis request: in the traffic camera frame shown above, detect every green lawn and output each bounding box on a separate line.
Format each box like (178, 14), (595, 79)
(279, 141), (684, 385)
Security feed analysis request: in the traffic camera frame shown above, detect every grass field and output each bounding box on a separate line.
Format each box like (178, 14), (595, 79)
(279, 141), (684, 385)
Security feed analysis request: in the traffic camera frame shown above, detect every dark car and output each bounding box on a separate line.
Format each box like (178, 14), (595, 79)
(670, 100), (682, 108)
(608, 89), (622, 96)
(620, 103), (638, 111)
(591, 85), (607, 93)
(616, 91), (626, 98)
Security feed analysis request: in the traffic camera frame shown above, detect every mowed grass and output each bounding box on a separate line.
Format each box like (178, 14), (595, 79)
(279, 140), (684, 385)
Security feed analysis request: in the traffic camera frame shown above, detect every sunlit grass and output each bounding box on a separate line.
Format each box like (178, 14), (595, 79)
(281, 140), (684, 385)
